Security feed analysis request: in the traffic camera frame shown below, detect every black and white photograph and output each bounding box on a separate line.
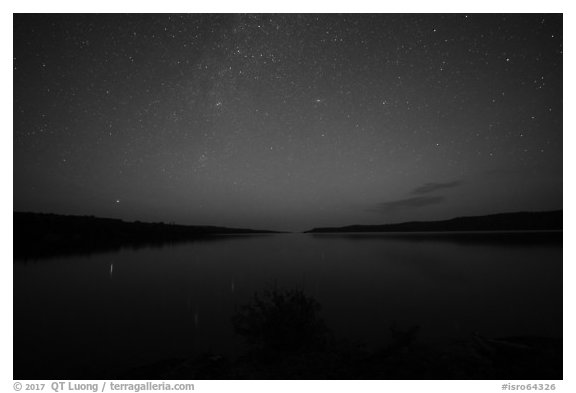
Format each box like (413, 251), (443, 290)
(10, 5), (568, 388)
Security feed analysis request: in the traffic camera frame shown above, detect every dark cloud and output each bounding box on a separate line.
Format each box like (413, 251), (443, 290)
(411, 181), (462, 195)
(370, 196), (445, 213)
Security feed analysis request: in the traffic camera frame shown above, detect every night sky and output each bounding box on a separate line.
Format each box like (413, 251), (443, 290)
(13, 14), (563, 231)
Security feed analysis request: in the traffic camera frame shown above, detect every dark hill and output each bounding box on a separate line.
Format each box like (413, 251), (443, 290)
(305, 210), (562, 233)
(14, 212), (279, 259)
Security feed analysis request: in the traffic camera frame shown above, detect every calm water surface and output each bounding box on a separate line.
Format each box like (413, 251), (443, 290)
(14, 233), (562, 377)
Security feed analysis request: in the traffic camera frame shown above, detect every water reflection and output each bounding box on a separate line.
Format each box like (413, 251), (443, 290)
(14, 233), (277, 261)
(311, 231), (562, 247)
(13, 233), (562, 379)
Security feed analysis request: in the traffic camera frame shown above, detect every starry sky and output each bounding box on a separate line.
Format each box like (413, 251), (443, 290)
(13, 14), (563, 231)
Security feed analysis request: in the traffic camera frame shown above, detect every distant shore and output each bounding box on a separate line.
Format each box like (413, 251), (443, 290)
(13, 212), (280, 260)
(14, 210), (562, 259)
(305, 210), (562, 233)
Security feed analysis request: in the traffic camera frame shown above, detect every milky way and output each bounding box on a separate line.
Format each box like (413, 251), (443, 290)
(14, 14), (562, 230)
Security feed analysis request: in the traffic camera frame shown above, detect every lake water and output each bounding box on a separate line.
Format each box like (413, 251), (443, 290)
(13, 233), (562, 378)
